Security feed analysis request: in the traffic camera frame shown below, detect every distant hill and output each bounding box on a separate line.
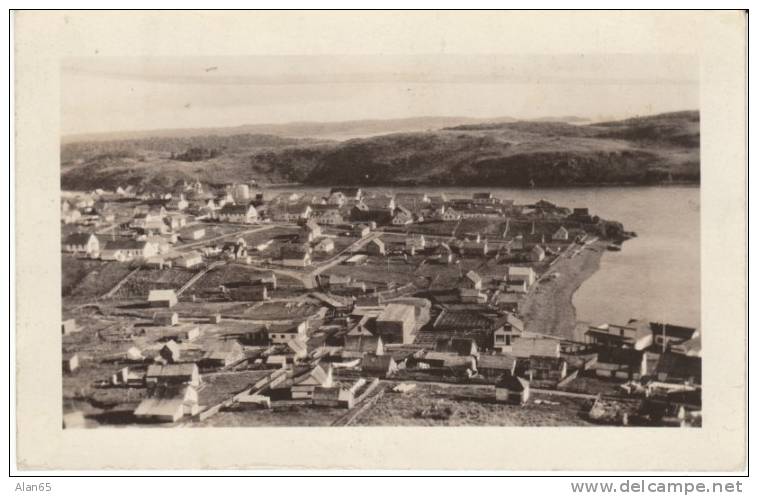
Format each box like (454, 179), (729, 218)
(60, 111), (699, 190)
(62, 116), (519, 144)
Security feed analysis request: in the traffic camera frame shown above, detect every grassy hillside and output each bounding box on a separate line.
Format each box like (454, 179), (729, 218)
(61, 111), (699, 190)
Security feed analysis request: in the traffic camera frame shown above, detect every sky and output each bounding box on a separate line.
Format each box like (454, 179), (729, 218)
(61, 54), (699, 136)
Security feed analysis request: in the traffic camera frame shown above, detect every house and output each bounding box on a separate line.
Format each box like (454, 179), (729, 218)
(351, 205), (394, 225)
(365, 238), (386, 256)
(552, 226), (570, 241)
(100, 239), (158, 261)
(222, 240), (248, 260)
(593, 348), (649, 380)
(153, 311), (179, 326)
(313, 384), (357, 409)
(472, 192), (494, 202)
(491, 313), (525, 353)
(375, 303), (416, 344)
(584, 320), (654, 350)
(435, 338), (479, 356)
(527, 356), (568, 382)
(478, 354), (517, 379)
(506, 266), (536, 288)
(492, 291), (521, 313)
(268, 202), (311, 222)
(457, 239), (489, 257)
(202, 340), (245, 368)
(353, 224), (371, 238)
(61, 318), (78, 336)
(175, 251), (203, 269)
(650, 322), (699, 351)
(462, 270), (483, 290)
(459, 288), (487, 304)
(145, 363), (201, 387)
(419, 352), (477, 372)
(343, 334), (384, 359)
(218, 204), (258, 223)
(177, 324), (201, 342)
(330, 187), (362, 201)
(529, 245), (546, 262)
(405, 235), (426, 253)
(440, 207), (461, 221)
(299, 219), (322, 242)
(391, 210), (413, 225)
(495, 372), (530, 405)
(652, 352), (702, 385)
(133, 385), (199, 423)
(280, 244), (312, 267)
(267, 321), (308, 344)
(179, 227), (205, 241)
(312, 209), (344, 226)
(160, 340), (182, 363)
(361, 354), (398, 378)
(167, 194), (188, 211)
(147, 289), (178, 308)
(290, 364), (334, 399)
(511, 337), (560, 359)
(62, 232), (100, 256)
(314, 238), (335, 254)
(428, 242), (453, 264)
(62, 353), (79, 373)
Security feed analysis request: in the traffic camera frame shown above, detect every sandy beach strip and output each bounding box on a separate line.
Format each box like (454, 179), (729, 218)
(520, 241), (608, 340)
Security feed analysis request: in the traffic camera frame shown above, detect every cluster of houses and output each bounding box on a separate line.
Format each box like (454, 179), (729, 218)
(63, 184), (697, 427)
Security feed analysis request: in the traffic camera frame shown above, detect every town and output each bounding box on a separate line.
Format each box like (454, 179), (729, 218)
(61, 182), (701, 428)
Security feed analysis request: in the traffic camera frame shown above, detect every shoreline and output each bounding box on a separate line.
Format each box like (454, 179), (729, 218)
(519, 241), (608, 340)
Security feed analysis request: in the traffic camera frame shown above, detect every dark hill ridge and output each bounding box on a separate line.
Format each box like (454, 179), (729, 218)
(60, 110), (699, 190)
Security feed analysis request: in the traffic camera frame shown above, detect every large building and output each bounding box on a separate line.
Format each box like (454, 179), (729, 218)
(375, 303), (416, 344)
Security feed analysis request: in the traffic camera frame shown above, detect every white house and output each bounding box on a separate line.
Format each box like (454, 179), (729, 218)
(62, 232), (100, 256)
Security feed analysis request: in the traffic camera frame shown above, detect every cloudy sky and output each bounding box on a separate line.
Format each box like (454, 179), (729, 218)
(61, 53), (699, 136)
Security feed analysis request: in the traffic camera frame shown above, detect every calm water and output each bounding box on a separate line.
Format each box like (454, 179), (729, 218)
(270, 185), (701, 329)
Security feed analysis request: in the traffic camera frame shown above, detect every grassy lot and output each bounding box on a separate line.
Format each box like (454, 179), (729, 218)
(355, 382), (593, 426)
(114, 266), (196, 299)
(322, 255), (421, 287)
(63, 257), (135, 299)
(243, 301), (321, 320)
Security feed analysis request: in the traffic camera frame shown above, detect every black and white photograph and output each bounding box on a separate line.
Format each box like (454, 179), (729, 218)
(11, 9), (747, 475)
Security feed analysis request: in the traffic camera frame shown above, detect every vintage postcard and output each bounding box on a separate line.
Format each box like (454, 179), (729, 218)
(13, 11), (746, 470)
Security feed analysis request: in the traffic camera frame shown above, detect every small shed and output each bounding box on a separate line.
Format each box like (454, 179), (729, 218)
(147, 289), (178, 308)
(201, 340), (245, 368)
(153, 311), (179, 327)
(361, 354), (398, 378)
(495, 373), (530, 405)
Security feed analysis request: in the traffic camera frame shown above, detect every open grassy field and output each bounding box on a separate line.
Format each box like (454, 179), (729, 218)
(113, 266), (197, 299)
(355, 382), (593, 426)
(63, 256), (135, 299)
